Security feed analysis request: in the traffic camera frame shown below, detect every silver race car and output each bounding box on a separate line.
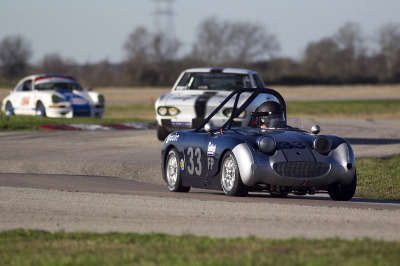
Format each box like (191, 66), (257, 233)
(161, 88), (357, 201)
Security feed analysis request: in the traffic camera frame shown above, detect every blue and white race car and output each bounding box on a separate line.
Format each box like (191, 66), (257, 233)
(161, 88), (357, 201)
(155, 68), (268, 140)
(1, 74), (105, 118)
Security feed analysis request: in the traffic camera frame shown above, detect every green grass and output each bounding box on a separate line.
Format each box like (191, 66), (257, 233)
(1, 100), (399, 130)
(356, 154), (400, 201)
(1, 230), (399, 266)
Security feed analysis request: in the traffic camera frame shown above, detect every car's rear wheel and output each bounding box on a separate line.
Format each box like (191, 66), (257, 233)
(157, 124), (170, 141)
(328, 172), (357, 201)
(5, 102), (14, 116)
(221, 151), (248, 197)
(165, 148), (190, 192)
(36, 101), (46, 117)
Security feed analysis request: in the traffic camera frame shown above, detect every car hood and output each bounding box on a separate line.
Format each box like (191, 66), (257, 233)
(158, 90), (275, 108)
(227, 128), (344, 162)
(55, 90), (90, 105)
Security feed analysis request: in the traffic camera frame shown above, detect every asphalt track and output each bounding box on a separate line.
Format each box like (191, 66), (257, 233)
(1, 118), (400, 240)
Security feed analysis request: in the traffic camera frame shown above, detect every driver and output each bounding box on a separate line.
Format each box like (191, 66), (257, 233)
(250, 101), (286, 128)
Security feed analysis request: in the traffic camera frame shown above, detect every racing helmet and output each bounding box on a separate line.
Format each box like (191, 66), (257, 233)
(251, 101), (286, 128)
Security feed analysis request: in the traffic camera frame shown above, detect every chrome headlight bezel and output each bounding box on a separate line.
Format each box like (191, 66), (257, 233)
(313, 136), (332, 155)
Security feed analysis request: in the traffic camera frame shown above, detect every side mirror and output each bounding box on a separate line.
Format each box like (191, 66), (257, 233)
(311, 125), (321, 135)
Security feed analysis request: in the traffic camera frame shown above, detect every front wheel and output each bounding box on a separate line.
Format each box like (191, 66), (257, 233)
(36, 101), (46, 117)
(165, 148), (190, 192)
(5, 102), (14, 116)
(221, 151), (248, 197)
(328, 172), (357, 201)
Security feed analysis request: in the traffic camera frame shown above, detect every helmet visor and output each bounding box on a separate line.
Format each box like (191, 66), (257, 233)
(268, 113), (286, 128)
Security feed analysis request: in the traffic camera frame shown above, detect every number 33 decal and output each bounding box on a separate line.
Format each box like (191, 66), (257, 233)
(186, 147), (202, 176)
(278, 141), (307, 149)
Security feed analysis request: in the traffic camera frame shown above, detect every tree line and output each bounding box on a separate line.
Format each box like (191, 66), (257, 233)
(1, 17), (400, 87)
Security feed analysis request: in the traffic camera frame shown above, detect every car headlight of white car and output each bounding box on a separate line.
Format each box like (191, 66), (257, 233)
(98, 94), (105, 104)
(223, 108), (246, 118)
(49, 94), (68, 108)
(157, 106), (180, 116)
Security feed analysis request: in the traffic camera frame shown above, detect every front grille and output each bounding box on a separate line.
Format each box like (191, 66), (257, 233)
(273, 162), (330, 178)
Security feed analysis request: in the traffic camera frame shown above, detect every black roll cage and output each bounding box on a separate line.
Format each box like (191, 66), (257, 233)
(194, 88), (287, 132)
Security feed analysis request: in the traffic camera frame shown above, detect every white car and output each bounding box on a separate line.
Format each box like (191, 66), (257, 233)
(1, 74), (105, 118)
(155, 68), (277, 140)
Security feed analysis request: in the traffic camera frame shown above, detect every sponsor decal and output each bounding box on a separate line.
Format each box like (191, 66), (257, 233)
(171, 121), (191, 127)
(180, 159), (185, 170)
(71, 96), (88, 105)
(301, 179), (309, 187)
(166, 134), (179, 143)
(207, 141), (216, 156)
(208, 157), (214, 170)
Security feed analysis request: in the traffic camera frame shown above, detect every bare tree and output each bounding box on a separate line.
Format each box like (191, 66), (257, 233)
(191, 17), (279, 65)
(376, 23), (400, 80)
(38, 53), (75, 74)
(0, 35), (32, 78)
(124, 27), (180, 63)
(123, 26), (181, 86)
(302, 37), (340, 78)
(334, 22), (366, 78)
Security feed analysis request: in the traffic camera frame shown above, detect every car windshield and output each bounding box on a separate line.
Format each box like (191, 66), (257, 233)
(35, 82), (82, 91)
(177, 73), (251, 91)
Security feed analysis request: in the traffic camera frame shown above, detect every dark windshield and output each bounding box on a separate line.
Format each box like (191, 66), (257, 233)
(35, 82), (82, 91)
(177, 73), (250, 91)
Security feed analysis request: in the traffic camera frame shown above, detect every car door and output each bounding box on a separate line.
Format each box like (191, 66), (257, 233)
(181, 132), (208, 187)
(13, 79), (34, 115)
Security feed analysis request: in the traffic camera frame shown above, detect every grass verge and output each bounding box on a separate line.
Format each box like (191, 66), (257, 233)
(1, 99), (399, 130)
(356, 154), (400, 200)
(1, 230), (400, 266)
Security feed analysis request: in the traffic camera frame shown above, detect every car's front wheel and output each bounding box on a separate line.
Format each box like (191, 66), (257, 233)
(36, 101), (46, 117)
(5, 102), (14, 116)
(157, 124), (170, 141)
(165, 148), (190, 192)
(221, 151), (248, 197)
(328, 172), (357, 201)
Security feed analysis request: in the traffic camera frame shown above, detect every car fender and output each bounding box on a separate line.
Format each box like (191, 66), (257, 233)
(232, 142), (255, 186)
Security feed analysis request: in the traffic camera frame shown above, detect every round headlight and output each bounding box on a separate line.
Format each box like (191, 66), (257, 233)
(168, 107), (179, 116)
(52, 95), (59, 103)
(158, 107), (168, 116)
(98, 94), (105, 104)
(223, 108), (246, 118)
(223, 108), (232, 117)
(313, 136), (332, 155)
(257, 136), (276, 155)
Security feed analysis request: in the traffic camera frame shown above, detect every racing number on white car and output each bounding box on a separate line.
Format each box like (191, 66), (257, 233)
(186, 147), (202, 176)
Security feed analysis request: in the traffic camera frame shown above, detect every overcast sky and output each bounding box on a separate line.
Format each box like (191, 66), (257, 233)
(1, 0), (399, 64)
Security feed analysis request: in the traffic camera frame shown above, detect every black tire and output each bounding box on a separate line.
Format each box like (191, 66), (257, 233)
(5, 102), (14, 116)
(165, 148), (190, 192)
(157, 124), (170, 141)
(328, 172), (357, 201)
(36, 101), (46, 117)
(220, 151), (248, 197)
